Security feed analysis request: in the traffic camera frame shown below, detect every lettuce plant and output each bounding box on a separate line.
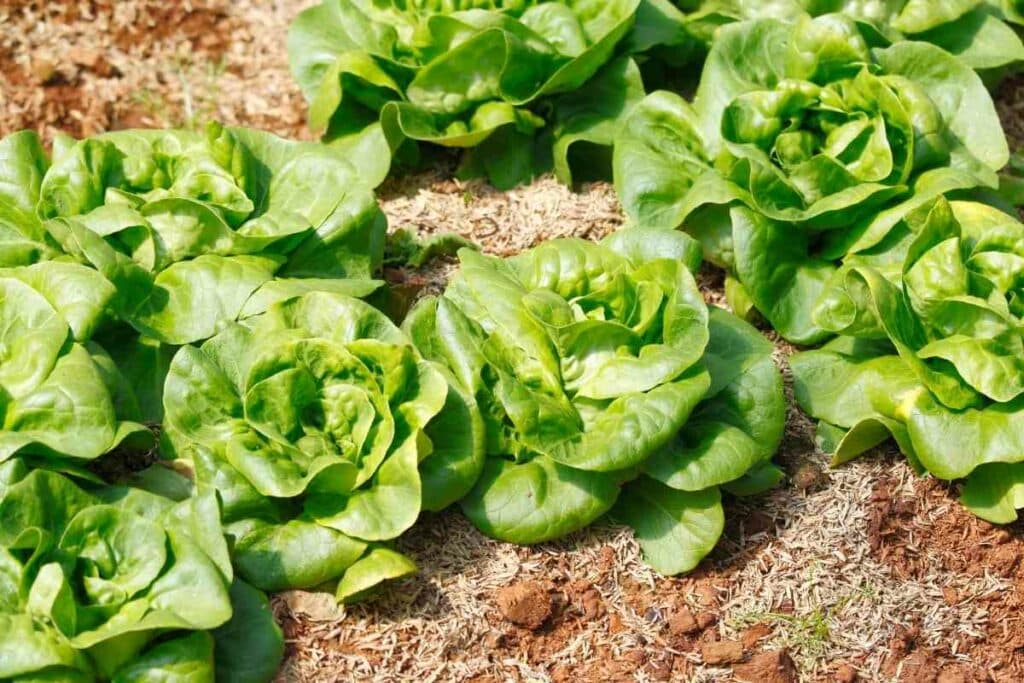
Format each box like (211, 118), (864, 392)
(614, 14), (1010, 344)
(405, 230), (785, 574)
(30, 124), (386, 346)
(0, 465), (283, 682)
(792, 199), (1024, 523)
(638, 0), (1024, 73)
(0, 261), (152, 474)
(162, 292), (484, 601)
(288, 0), (646, 188)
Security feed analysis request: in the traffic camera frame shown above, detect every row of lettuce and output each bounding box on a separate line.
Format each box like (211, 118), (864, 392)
(288, 0), (1024, 524)
(0, 124), (786, 680)
(4, 1), (1024, 678)
(287, 0), (1024, 188)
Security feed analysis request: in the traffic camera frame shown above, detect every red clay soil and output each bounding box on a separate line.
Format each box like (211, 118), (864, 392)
(867, 477), (1024, 682)
(271, 524), (793, 682)
(476, 568), (795, 683)
(0, 1), (238, 138)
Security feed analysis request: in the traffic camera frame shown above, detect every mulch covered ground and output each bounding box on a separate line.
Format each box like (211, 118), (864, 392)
(3, 2), (1024, 681)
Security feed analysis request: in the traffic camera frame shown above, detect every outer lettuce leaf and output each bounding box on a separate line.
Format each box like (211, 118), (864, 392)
(614, 15), (1009, 344)
(288, 0), (646, 187)
(0, 263), (152, 471)
(408, 229), (784, 574)
(163, 292), (483, 600)
(962, 463), (1024, 524)
(211, 579), (285, 683)
(335, 546), (418, 604)
(612, 477), (724, 575)
(0, 131), (60, 266)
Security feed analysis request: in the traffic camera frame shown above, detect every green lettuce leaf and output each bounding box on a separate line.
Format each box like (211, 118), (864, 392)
(794, 199), (1024, 523)
(0, 263), (152, 472)
(634, 0), (1024, 73)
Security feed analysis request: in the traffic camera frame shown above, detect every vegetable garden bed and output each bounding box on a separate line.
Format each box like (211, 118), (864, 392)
(2, 1), (1024, 681)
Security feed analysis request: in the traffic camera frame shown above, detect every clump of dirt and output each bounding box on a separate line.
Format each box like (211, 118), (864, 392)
(733, 649), (798, 683)
(701, 639), (744, 665)
(495, 581), (553, 631)
(868, 477), (1024, 680)
(791, 461), (828, 492)
(496, 574), (685, 681)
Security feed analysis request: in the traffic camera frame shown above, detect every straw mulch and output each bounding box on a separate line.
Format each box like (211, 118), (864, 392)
(3, 2), (1024, 681)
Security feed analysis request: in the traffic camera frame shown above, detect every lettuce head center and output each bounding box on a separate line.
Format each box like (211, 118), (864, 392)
(60, 510), (168, 604)
(319, 383), (378, 459)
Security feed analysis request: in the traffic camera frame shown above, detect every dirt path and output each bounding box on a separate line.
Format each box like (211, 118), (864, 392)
(2, 2), (1024, 681)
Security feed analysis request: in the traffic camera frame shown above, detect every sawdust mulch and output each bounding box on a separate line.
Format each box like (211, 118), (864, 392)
(3, 2), (1024, 681)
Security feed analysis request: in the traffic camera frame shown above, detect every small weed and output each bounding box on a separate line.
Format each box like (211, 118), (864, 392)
(172, 55), (229, 129)
(129, 88), (172, 123)
(729, 606), (832, 657)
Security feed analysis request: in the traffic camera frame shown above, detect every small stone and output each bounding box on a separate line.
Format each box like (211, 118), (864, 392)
(792, 462), (825, 491)
(701, 639), (744, 665)
(834, 663), (858, 683)
(991, 529), (1012, 545)
(579, 587), (603, 620)
(740, 622), (773, 649)
(695, 584), (719, 607)
(31, 56), (58, 84)
(68, 46), (102, 68)
(280, 590), (344, 622)
(697, 611), (719, 629)
(941, 586), (959, 605)
(734, 649), (798, 683)
(608, 612), (625, 633)
(668, 607), (699, 636)
(495, 580), (552, 630)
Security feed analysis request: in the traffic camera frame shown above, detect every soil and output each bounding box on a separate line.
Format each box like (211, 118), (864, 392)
(495, 581), (555, 631)
(867, 478), (1024, 682)
(0, 0), (308, 141)
(733, 650), (798, 683)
